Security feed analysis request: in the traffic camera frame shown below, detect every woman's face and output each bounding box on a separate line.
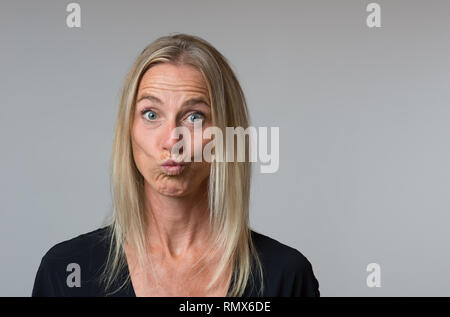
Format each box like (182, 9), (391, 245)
(132, 63), (213, 197)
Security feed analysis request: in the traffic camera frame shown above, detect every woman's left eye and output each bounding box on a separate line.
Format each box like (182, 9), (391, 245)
(187, 112), (205, 123)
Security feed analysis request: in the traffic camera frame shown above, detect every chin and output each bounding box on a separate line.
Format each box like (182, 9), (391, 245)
(158, 187), (189, 197)
(153, 180), (190, 197)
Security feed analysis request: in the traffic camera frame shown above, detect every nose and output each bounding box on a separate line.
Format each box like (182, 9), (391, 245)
(161, 118), (184, 155)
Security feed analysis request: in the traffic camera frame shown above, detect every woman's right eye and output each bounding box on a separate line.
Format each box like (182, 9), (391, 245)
(142, 109), (157, 121)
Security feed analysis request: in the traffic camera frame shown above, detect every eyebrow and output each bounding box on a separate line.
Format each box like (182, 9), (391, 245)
(136, 94), (210, 108)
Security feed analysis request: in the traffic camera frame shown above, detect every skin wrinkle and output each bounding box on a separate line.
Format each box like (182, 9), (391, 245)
(137, 94), (210, 108)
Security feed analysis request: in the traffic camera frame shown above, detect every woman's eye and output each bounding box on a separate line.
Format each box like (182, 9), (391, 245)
(142, 110), (157, 121)
(187, 112), (204, 123)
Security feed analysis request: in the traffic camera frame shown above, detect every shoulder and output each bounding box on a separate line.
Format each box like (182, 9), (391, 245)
(32, 226), (112, 296)
(41, 226), (111, 262)
(249, 230), (320, 296)
(250, 229), (311, 270)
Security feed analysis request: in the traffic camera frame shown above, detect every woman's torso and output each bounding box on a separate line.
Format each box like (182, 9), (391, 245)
(123, 242), (233, 297)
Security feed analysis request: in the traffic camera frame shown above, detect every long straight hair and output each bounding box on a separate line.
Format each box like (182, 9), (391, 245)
(100, 33), (264, 297)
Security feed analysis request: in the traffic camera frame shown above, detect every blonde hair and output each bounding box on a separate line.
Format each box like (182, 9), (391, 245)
(100, 33), (264, 297)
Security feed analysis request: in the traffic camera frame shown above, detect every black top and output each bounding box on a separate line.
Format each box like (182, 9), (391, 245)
(32, 226), (320, 297)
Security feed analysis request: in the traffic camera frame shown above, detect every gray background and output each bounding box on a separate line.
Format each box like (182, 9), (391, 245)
(1, 0), (449, 296)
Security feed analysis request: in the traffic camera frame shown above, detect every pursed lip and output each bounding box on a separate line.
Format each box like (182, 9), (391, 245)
(161, 159), (186, 167)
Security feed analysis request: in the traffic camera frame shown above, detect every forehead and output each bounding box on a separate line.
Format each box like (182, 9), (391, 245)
(138, 63), (208, 95)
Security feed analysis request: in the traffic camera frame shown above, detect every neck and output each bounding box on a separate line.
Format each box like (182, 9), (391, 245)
(143, 179), (212, 260)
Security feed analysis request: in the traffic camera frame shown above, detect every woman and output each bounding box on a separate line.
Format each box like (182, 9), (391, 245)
(32, 33), (320, 297)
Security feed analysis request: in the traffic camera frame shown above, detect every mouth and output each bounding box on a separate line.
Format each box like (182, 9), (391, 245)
(162, 164), (185, 174)
(161, 159), (186, 175)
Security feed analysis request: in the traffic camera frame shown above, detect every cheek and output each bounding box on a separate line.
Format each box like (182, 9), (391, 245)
(190, 126), (213, 160)
(132, 124), (159, 167)
(190, 159), (211, 180)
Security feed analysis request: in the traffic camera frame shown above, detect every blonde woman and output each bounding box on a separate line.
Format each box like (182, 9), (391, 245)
(32, 33), (320, 297)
